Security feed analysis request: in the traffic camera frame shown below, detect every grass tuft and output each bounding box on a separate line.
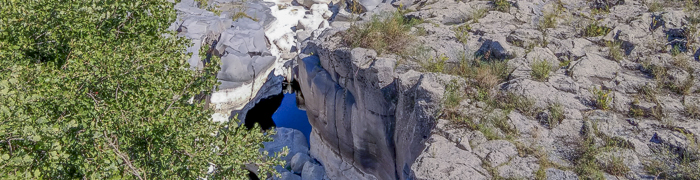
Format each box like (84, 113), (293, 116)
(607, 41), (624, 61)
(603, 155), (630, 176)
(531, 59), (552, 81)
(453, 24), (471, 45)
(539, 10), (558, 30)
(343, 11), (421, 55)
(492, 0), (511, 12)
(423, 54), (448, 73)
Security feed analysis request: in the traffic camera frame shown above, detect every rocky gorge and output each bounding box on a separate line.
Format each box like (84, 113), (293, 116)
(173, 0), (700, 179)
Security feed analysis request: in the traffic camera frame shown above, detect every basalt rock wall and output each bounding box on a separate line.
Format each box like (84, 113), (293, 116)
(296, 29), (450, 180)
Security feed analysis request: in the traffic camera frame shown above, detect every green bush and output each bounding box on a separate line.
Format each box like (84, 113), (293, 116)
(583, 22), (612, 37)
(591, 87), (612, 110)
(0, 1), (284, 179)
(531, 59), (552, 81)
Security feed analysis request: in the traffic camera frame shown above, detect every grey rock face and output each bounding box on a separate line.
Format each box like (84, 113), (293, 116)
(290, 152), (311, 173)
(498, 156), (540, 179)
(262, 127), (309, 163)
(274, 172), (302, 180)
(297, 28), (449, 179)
(411, 135), (490, 180)
(473, 140), (518, 166)
(301, 161), (326, 180)
(545, 168), (578, 180)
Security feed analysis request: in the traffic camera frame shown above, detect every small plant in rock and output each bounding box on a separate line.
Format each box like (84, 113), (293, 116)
(583, 22), (612, 37)
(470, 8), (489, 23)
(686, 104), (700, 119)
(491, 0), (511, 12)
(603, 156), (631, 176)
(591, 87), (612, 110)
(444, 80), (464, 110)
(531, 59), (552, 81)
(539, 10), (558, 30)
(670, 44), (683, 56)
(647, 0), (664, 12)
(423, 54), (448, 73)
(343, 10), (421, 54)
(607, 40), (624, 61)
(547, 103), (565, 128)
(453, 24), (472, 45)
(629, 98), (647, 117)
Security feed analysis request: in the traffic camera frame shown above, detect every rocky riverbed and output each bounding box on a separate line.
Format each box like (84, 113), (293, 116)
(173, 0), (700, 179)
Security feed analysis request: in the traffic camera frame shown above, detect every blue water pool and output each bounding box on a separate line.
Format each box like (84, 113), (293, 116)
(272, 93), (312, 142)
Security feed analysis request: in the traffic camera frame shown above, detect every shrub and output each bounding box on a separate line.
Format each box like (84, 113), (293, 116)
(591, 87), (612, 110)
(583, 22), (612, 37)
(531, 59), (552, 81)
(343, 10), (421, 54)
(0, 0), (284, 179)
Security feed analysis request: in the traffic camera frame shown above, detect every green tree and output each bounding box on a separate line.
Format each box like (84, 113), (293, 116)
(0, 0), (284, 179)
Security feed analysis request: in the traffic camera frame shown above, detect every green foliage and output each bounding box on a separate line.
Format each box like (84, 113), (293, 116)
(469, 8), (489, 23)
(423, 54), (448, 73)
(343, 10), (421, 54)
(591, 87), (612, 110)
(453, 24), (472, 45)
(448, 53), (511, 92)
(492, 0), (511, 12)
(0, 0), (283, 179)
(544, 103), (565, 129)
(645, 142), (700, 179)
(444, 80), (464, 110)
(607, 40), (624, 61)
(531, 59), (552, 81)
(583, 22), (612, 37)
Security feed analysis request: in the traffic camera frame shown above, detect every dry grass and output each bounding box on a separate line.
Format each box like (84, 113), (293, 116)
(342, 11), (421, 55)
(603, 155), (631, 176)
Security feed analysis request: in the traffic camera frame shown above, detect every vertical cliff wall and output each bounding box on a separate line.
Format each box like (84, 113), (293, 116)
(296, 29), (451, 180)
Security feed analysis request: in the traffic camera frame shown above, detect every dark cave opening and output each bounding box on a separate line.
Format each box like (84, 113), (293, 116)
(242, 79), (311, 140)
(243, 93), (284, 130)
